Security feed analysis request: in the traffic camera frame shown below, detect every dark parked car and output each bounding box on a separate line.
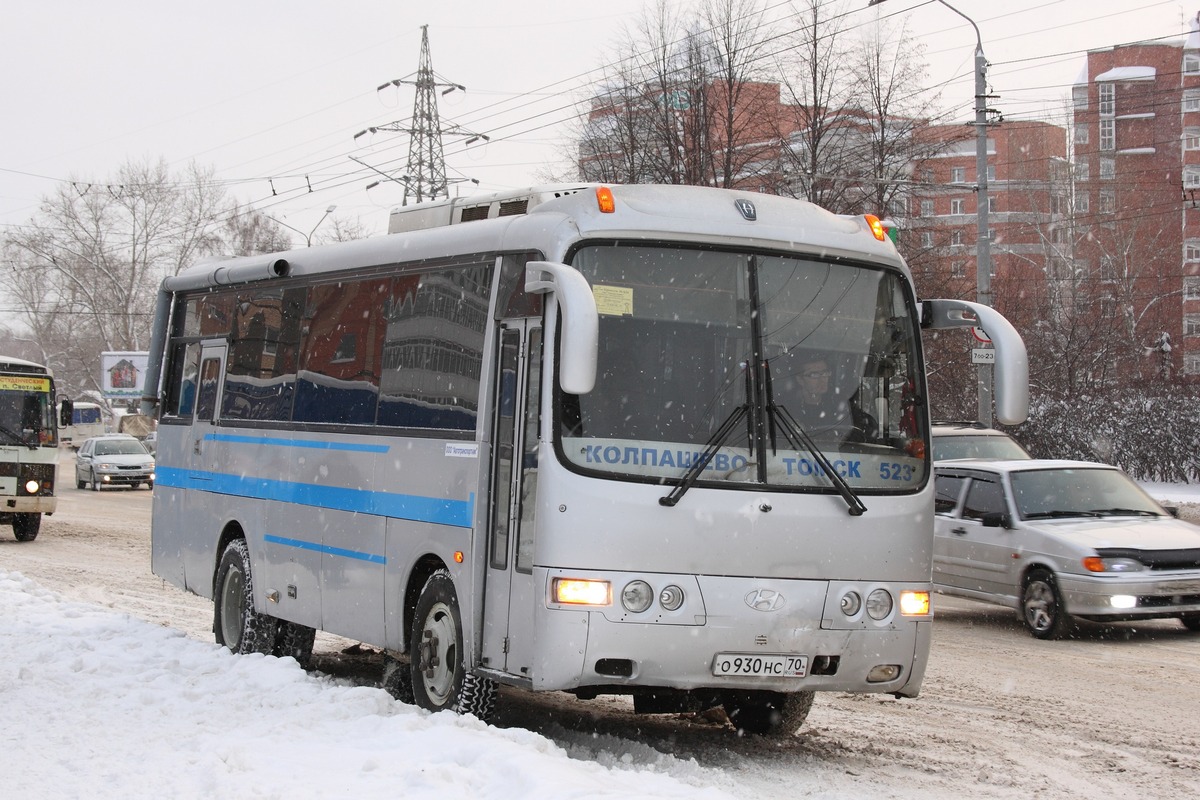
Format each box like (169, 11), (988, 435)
(75, 434), (155, 491)
(934, 459), (1200, 638)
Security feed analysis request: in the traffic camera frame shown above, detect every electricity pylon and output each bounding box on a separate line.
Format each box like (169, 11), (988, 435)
(353, 25), (488, 206)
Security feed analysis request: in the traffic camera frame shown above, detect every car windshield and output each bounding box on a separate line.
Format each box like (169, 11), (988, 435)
(934, 433), (1029, 461)
(94, 440), (149, 456)
(558, 243), (927, 494)
(1010, 467), (1163, 520)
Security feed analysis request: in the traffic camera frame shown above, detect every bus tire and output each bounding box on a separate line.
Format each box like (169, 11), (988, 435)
(382, 653), (415, 704)
(409, 569), (496, 721)
(213, 538), (278, 655)
(13, 513), (41, 542)
(722, 690), (814, 737)
(274, 621), (316, 668)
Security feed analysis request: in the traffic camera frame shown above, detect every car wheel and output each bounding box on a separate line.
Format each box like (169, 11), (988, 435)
(1021, 569), (1073, 640)
(213, 538), (278, 655)
(1181, 614), (1200, 632)
(722, 690), (815, 736)
(409, 569), (496, 720)
(12, 513), (41, 542)
(76, 477), (86, 489)
(90, 470), (101, 491)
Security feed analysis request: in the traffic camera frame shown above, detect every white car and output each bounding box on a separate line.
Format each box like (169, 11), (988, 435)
(74, 434), (156, 491)
(933, 459), (1200, 638)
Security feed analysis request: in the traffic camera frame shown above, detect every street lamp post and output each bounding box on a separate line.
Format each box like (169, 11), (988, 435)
(268, 204), (337, 248)
(869, 0), (993, 425)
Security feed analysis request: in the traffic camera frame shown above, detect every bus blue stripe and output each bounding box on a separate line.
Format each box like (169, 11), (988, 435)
(204, 433), (389, 453)
(156, 466), (474, 528)
(263, 534), (386, 564)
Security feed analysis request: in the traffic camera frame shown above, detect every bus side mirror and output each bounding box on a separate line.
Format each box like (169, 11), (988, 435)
(921, 299), (1029, 425)
(526, 261), (598, 395)
(59, 398), (73, 427)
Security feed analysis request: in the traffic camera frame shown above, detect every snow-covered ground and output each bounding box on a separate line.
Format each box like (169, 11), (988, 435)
(2, 468), (1197, 799)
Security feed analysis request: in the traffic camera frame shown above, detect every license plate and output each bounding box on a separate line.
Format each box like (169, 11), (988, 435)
(712, 653), (808, 678)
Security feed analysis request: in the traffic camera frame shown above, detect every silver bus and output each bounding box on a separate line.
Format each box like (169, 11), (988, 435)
(142, 184), (1028, 735)
(0, 355), (60, 541)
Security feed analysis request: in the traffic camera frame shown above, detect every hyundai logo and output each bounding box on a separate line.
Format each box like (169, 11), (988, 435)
(734, 198), (757, 221)
(745, 589), (785, 612)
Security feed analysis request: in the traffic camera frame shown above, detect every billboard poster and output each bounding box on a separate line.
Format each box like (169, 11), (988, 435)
(101, 351), (150, 399)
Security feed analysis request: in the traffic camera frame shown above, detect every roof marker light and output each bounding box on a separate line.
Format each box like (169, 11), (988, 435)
(596, 186), (616, 213)
(865, 214), (887, 242)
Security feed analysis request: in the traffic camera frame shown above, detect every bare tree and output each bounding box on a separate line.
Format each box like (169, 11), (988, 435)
(222, 205), (293, 256)
(2, 158), (228, 397)
(771, 0), (862, 210)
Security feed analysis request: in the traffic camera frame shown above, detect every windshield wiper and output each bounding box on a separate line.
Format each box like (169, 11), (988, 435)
(762, 359), (866, 516)
(1088, 507), (1161, 518)
(659, 404), (749, 508)
(770, 402), (867, 516)
(0, 424), (36, 449)
(1023, 510), (1100, 520)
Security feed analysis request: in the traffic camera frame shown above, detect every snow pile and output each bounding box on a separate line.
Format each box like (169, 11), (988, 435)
(0, 570), (732, 800)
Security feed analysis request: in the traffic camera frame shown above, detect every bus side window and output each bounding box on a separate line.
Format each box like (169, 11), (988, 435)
(195, 357), (222, 422)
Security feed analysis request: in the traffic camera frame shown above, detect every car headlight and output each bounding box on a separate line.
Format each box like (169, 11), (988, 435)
(1082, 557), (1145, 573)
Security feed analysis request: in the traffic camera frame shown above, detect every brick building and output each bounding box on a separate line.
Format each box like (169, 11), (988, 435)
(1070, 18), (1200, 376)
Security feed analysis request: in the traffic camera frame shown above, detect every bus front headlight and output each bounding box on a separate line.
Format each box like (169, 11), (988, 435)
(621, 580), (653, 613)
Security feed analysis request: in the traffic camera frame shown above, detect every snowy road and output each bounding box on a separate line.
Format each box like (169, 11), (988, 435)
(3, 455), (1199, 799)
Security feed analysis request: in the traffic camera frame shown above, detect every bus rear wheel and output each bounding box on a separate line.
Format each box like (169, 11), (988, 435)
(722, 690), (814, 737)
(409, 569), (496, 721)
(213, 538), (278, 655)
(12, 513), (41, 542)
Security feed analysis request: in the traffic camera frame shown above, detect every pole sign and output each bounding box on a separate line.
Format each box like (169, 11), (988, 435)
(100, 351), (150, 400)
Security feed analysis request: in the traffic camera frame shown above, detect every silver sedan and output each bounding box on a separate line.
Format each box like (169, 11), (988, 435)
(933, 459), (1200, 638)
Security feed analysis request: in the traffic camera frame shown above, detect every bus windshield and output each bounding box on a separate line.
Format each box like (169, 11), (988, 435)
(558, 244), (926, 493)
(0, 375), (56, 447)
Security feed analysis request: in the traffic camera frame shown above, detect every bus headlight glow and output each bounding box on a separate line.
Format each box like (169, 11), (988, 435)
(659, 584), (685, 611)
(553, 578), (611, 606)
(621, 580), (653, 613)
(866, 589), (893, 620)
(24, 479), (41, 494)
(899, 590), (931, 616)
(840, 591), (862, 617)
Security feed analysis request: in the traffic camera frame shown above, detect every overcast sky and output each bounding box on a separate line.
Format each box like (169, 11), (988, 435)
(0, 0), (1193, 243)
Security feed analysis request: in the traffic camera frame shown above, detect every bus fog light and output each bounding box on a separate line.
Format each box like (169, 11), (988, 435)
(899, 590), (930, 616)
(659, 584), (684, 611)
(840, 591), (862, 617)
(622, 580), (653, 613)
(1110, 595), (1137, 609)
(867, 664), (901, 683)
(866, 589), (893, 620)
(24, 480), (40, 494)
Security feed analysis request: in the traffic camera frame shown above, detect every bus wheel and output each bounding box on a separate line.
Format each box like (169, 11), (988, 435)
(1180, 614), (1200, 632)
(722, 690), (814, 737)
(409, 570), (496, 721)
(12, 513), (41, 542)
(382, 653), (415, 704)
(213, 538), (278, 655)
(273, 621), (316, 668)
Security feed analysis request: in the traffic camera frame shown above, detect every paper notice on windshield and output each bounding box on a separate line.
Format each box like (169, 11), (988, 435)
(593, 284), (634, 316)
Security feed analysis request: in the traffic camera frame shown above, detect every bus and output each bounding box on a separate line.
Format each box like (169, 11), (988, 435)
(0, 355), (60, 541)
(141, 184), (1028, 735)
(58, 400), (106, 447)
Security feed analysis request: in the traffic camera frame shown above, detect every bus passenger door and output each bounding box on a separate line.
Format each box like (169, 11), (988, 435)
(178, 342), (227, 592)
(481, 320), (542, 677)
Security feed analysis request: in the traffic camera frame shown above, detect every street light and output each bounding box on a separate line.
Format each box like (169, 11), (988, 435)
(268, 204), (337, 248)
(869, 0), (994, 425)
